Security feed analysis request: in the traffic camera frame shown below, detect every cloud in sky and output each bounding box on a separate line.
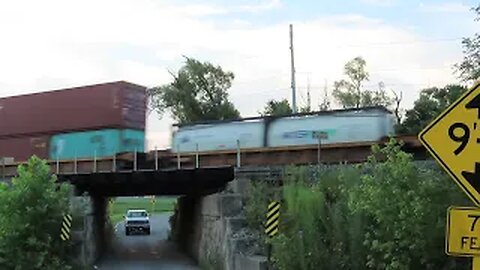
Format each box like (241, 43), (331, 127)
(0, 0), (475, 149)
(418, 2), (470, 13)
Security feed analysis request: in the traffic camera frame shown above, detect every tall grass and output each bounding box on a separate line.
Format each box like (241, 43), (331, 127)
(270, 165), (366, 270)
(245, 140), (472, 270)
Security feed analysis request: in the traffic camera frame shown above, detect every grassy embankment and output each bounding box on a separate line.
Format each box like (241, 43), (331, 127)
(108, 197), (177, 224)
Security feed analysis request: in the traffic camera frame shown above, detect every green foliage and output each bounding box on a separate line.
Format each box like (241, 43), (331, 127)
(245, 181), (275, 231)
(247, 140), (471, 270)
(270, 165), (367, 270)
(148, 56), (240, 124)
(260, 99), (293, 116)
(332, 57), (393, 109)
(349, 139), (470, 269)
(455, 5), (480, 82)
(299, 105), (312, 113)
(396, 84), (467, 135)
(0, 156), (73, 269)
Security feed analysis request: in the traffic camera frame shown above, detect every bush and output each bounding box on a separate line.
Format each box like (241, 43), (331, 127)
(246, 139), (472, 270)
(349, 138), (470, 270)
(0, 156), (73, 269)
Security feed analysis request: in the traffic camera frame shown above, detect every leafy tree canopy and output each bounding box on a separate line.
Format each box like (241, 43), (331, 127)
(455, 4), (480, 82)
(332, 57), (394, 109)
(148, 57), (240, 124)
(260, 99), (293, 116)
(0, 156), (72, 269)
(396, 84), (467, 134)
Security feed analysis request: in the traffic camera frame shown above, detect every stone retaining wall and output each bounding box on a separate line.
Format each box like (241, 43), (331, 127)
(171, 178), (267, 270)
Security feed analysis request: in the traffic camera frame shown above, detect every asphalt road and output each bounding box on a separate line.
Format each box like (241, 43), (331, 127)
(97, 213), (199, 270)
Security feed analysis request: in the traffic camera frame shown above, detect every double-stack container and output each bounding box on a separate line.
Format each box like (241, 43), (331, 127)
(0, 81), (147, 161)
(171, 106), (396, 153)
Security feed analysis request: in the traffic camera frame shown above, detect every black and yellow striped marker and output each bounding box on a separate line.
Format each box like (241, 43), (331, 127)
(265, 201), (280, 237)
(60, 214), (73, 241)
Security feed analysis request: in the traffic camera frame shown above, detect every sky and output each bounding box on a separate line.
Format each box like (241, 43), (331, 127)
(0, 0), (478, 149)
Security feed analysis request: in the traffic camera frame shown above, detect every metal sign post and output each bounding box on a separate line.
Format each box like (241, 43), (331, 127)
(155, 146), (158, 171)
(177, 144), (181, 169)
(1, 157), (5, 182)
(475, 257), (480, 270)
(112, 153), (117, 172)
(236, 140), (241, 168)
(313, 131), (328, 165)
(93, 150), (97, 173)
(195, 143), (199, 169)
(74, 149), (78, 174)
(134, 147), (137, 171)
(265, 201), (280, 269)
(56, 155), (60, 174)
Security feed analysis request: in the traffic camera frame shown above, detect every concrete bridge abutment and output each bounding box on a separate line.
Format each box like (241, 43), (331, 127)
(170, 177), (268, 270)
(69, 193), (112, 268)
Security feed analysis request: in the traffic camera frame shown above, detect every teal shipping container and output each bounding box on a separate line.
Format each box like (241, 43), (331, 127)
(49, 129), (145, 160)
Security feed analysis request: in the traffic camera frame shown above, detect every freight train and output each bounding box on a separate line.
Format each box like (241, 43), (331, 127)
(0, 81), (147, 161)
(0, 81), (397, 162)
(171, 106), (396, 153)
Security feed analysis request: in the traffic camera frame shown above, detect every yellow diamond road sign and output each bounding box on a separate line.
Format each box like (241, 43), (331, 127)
(446, 206), (480, 256)
(419, 81), (480, 206)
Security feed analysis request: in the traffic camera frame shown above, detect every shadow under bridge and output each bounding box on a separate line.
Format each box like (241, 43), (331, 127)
(57, 166), (235, 197)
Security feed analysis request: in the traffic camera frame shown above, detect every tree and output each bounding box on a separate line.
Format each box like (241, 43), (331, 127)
(0, 156), (72, 269)
(318, 83), (331, 111)
(299, 106), (312, 113)
(260, 99), (293, 116)
(378, 81), (403, 124)
(390, 87), (403, 124)
(396, 84), (467, 134)
(333, 57), (393, 109)
(455, 4), (480, 82)
(148, 57), (240, 124)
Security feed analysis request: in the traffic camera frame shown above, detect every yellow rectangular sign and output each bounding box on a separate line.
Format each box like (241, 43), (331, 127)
(446, 207), (480, 256)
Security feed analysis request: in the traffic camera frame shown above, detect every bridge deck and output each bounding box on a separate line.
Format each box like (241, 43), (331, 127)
(1, 135), (426, 180)
(59, 166), (235, 197)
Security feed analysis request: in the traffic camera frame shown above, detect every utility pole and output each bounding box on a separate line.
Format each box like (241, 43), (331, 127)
(290, 24), (297, 113)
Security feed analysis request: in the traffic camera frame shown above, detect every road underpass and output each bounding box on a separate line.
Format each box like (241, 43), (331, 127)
(57, 166), (235, 269)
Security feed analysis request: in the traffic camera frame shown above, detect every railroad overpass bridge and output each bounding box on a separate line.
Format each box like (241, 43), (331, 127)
(0, 134), (427, 269)
(1, 134), (425, 178)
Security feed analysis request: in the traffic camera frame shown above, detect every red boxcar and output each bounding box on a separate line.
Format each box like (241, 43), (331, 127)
(0, 81), (147, 137)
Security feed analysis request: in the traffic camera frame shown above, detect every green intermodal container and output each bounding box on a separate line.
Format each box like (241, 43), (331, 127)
(49, 129), (145, 160)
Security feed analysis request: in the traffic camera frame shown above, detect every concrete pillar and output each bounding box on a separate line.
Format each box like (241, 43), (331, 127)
(91, 195), (108, 261)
